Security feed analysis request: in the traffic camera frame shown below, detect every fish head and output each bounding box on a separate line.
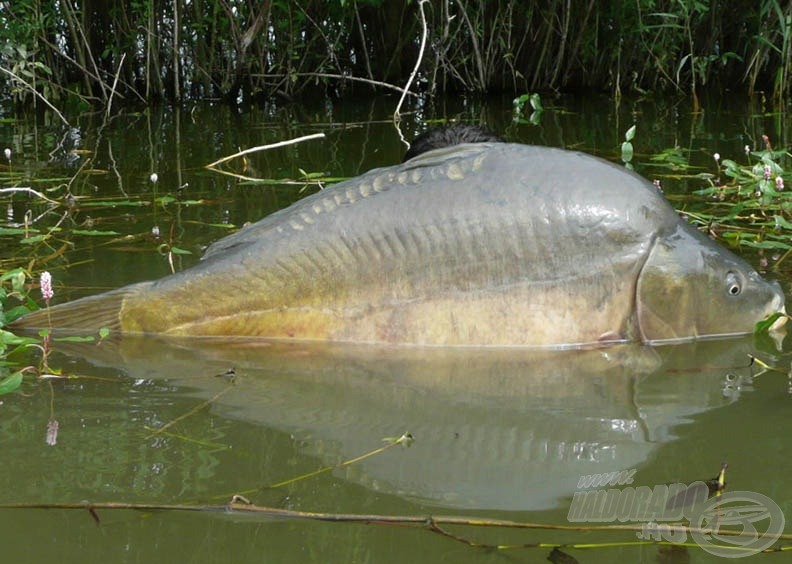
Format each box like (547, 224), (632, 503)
(636, 225), (786, 343)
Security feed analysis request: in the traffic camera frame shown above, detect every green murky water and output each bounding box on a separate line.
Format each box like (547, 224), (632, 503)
(1, 94), (791, 563)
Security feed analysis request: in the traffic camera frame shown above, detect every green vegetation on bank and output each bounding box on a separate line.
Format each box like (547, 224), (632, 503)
(2, 1), (792, 106)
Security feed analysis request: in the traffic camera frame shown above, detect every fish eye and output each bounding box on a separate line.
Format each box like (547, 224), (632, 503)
(726, 272), (741, 296)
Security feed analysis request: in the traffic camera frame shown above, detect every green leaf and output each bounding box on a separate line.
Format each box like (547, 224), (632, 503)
(621, 141), (634, 162)
(0, 371), (23, 395)
(79, 200), (149, 208)
(739, 240), (791, 250)
(774, 215), (792, 230)
(54, 335), (95, 343)
(0, 329), (37, 346)
(0, 227), (33, 236)
(2, 305), (32, 324)
(755, 312), (787, 334)
(0, 268), (26, 284)
(71, 229), (120, 236)
(512, 93), (531, 107)
(624, 125), (636, 142)
(19, 235), (48, 244)
(169, 246), (192, 255)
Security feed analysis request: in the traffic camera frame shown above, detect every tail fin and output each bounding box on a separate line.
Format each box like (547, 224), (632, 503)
(9, 286), (137, 336)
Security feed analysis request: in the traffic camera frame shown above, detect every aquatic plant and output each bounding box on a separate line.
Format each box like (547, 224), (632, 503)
(673, 135), (792, 269)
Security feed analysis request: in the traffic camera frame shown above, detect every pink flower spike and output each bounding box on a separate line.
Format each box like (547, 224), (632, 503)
(776, 176), (785, 191)
(764, 164), (772, 181)
(40, 271), (53, 304)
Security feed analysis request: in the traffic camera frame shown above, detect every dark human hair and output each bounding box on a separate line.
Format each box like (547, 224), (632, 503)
(403, 124), (503, 162)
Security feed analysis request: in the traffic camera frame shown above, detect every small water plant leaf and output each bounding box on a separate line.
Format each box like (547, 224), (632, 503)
(737, 240), (791, 250)
(1, 305), (32, 325)
(0, 268), (25, 283)
(0, 329), (37, 347)
(78, 200), (149, 208)
(624, 125), (636, 142)
(298, 169), (329, 180)
(9, 271), (25, 295)
(512, 93), (531, 110)
(169, 246), (192, 255)
(54, 335), (96, 343)
(0, 227), (33, 236)
(773, 215), (792, 230)
(71, 229), (121, 236)
(754, 312), (787, 334)
(720, 159), (748, 180)
(621, 141), (634, 162)
(648, 147), (691, 170)
(0, 370), (23, 395)
(19, 235), (49, 245)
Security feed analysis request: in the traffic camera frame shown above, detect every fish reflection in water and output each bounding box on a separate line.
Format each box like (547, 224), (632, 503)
(52, 336), (773, 511)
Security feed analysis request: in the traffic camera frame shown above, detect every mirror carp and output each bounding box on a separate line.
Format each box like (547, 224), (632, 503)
(13, 143), (786, 347)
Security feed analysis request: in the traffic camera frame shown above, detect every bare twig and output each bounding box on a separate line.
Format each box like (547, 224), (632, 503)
(253, 73), (419, 97)
(0, 187), (61, 206)
(0, 67), (70, 126)
(353, 1), (375, 83)
(204, 133), (326, 169)
(394, 0), (429, 121)
(456, 0), (486, 90)
(105, 53), (126, 121)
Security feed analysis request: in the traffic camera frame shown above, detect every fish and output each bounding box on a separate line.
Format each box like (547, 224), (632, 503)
(12, 143), (786, 347)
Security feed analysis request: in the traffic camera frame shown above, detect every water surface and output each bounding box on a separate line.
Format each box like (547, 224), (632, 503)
(1, 94), (790, 563)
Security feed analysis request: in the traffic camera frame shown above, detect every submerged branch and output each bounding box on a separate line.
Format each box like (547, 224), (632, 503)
(0, 500), (788, 551)
(145, 385), (235, 438)
(267, 432), (413, 489)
